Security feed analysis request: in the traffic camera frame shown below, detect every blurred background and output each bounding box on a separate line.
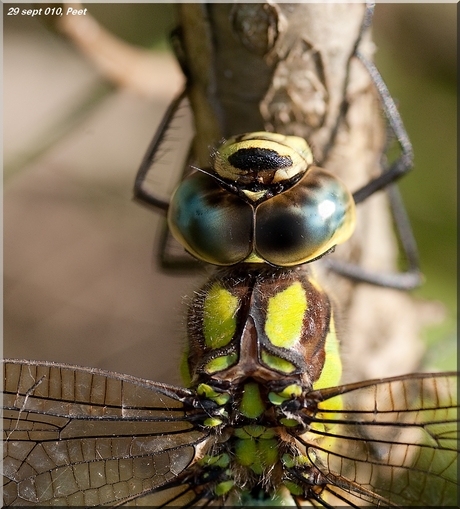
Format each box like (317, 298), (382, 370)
(3, 3), (456, 386)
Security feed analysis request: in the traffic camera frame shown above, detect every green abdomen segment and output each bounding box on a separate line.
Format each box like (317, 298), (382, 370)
(194, 381), (338, 504)
(235, 383), (279, 475)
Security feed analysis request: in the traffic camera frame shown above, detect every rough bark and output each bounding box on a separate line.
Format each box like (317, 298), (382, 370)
(176, 3), (425, 382)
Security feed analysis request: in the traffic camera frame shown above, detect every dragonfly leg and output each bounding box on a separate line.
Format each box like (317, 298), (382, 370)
(324, 17), (421, 290)
(325, 183), (422, 290)
(133, 88), (188, 211)
(352, 52), (414, 205)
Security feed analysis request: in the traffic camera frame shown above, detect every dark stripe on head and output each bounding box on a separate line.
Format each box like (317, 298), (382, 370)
(228, 148), (292, 171)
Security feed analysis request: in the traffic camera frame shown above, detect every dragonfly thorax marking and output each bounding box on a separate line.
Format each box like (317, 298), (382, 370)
(185, 267), (340, 392)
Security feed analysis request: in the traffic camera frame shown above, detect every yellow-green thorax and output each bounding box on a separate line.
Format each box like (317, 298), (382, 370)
(185, 266), (341, 392)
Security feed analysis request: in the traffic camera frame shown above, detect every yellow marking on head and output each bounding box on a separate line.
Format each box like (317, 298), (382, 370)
(242, 252), (264, 263)
(242, 189), (267, 201)
(214, 132), (313, 181)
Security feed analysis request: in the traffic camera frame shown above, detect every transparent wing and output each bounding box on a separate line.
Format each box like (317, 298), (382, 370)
(3, 360), (211, 506)
(115, 478), (226, 508)
(297, 372), (458, 507)
(134, 90), (195, 211)
(5, 362), (457, 507)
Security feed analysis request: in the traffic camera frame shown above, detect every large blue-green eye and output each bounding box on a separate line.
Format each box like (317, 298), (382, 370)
(167, 172), (253, 265)
(254, 167), (356, 266)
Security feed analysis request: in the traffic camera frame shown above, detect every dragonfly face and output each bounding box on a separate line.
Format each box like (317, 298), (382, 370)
(212, 132), (314, 188)
(168, 133), (356, 267)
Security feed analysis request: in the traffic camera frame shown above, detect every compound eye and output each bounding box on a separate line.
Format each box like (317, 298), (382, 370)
(255, 167), (356, 266)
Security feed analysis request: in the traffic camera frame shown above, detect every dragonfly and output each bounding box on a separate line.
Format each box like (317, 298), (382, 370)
(3, 4), (458, 508)
(3, 135), (458, 506)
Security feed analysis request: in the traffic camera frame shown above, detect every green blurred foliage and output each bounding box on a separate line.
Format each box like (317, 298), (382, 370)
(374, 5), (456, 370)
